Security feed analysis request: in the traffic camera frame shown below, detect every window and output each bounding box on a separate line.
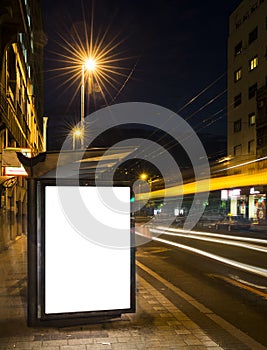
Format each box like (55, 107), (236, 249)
(248, 83), (257, 99)
(235, 41), (242, 56)
(248, 140), (255, 154)
(234, 119), (242, 132)
(248, 112), (256, 126)
(249, 56), (258, 70)
(250, 3), (258, 14)
(243, 12), (250, 22)
(234, 68), (242, 82)
(236, 20), (242, 30)
(257, 136), (265, 146)
(7, 46), (16, 97)
(234, 144), (242, 156)
(248, 27), (258, 44)
(234, 93), (242, 107)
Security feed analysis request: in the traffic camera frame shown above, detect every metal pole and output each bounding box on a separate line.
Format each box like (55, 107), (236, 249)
(72, 133), (75, 150)
(81, 64), (85, 149)
(27, 177), (38, 326)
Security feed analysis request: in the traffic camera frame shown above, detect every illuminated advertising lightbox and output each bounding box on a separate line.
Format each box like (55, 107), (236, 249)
(38, 182), (135, 321)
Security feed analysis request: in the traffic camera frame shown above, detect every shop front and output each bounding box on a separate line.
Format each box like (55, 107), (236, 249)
(221, 187), (266, 222)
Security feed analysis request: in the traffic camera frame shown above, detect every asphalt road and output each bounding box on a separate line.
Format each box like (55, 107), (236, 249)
(136, 224), (267, 349)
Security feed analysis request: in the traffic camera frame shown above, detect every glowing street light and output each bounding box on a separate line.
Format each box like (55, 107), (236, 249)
(84, 58), (96, 71)
(73, 128), (82, 149)
(139, 173), (148, 181)
(50, 16), (133, 151)
(81, 57), (97, 149)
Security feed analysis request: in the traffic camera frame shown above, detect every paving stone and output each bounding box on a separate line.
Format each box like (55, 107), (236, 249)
(0, 236), (235, 350)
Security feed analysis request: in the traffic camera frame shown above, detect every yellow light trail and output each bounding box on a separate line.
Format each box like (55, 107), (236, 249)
(136, 168), (267, 200)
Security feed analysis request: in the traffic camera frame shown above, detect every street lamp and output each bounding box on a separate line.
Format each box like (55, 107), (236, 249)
(72, 128), (82, 150)
(139, 173), (148, 181)
(138, 173), (149, 215)
(81, 58), (96, 149)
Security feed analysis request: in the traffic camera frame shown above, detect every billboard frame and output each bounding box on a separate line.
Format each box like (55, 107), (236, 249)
(28, 178), (135, 326)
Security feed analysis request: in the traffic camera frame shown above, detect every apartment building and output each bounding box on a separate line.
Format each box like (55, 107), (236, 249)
(0, 0), (47, 248)
(225, 0), (267, 221)
(228, 0), (267, 163)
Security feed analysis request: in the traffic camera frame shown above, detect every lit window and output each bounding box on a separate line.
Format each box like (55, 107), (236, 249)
(234, 119), (242, 132)
(248, 83), (257, 99)
(249, 56), (258, 70)
(248, 27), (258, 44)
(234, 68), (242, 82)
(234, 93), (242, 107)
(248, 112), (256, 126)
(235, 41), (242, 56)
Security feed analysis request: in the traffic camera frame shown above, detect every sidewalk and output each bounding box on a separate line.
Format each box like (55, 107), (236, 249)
(0, 236), (224, 350)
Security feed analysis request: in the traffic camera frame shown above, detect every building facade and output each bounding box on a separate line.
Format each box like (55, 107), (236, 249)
(0, 0), (46, 249)
(228, 0), (267, 162)
(227, 0), (267, 221)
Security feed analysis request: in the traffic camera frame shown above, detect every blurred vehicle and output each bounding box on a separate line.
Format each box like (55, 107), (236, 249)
(215, 215), (251, 231)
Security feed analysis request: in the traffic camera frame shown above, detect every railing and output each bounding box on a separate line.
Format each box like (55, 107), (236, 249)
(0, 84), (9, 126)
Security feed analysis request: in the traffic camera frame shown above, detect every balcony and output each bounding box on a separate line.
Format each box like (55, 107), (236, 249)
(0, 83), (30, 148)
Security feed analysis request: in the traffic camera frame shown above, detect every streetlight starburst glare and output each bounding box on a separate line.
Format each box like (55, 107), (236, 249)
(85, 58), (96, 71)
(47, 7), (133, 109)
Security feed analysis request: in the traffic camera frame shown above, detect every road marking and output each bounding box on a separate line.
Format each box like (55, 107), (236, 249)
(137, 260), (267, 350)
(209, 274), (267, 299)
(230, 275), (267, 290)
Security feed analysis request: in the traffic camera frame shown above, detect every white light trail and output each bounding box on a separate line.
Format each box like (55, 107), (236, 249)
(135, 228), (267, 278)
(156, 226), (267, 245)
(151, 235), (267, 278)
(151, 227), (267, 254)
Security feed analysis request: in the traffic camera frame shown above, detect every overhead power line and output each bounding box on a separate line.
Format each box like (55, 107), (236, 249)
(177, 72), (226, 113)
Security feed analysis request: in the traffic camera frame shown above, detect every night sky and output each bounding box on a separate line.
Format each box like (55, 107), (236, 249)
(41, 0), (241, 155)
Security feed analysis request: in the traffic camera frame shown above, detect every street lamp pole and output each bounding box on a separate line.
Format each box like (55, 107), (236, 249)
(80, 58), (96, 150)
(81, 64), (85, 149)
(73, 133), (76, 150)
(72, 129), (82, 150)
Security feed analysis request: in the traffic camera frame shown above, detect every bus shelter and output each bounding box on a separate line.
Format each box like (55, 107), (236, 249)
(18, 148), (136, 327)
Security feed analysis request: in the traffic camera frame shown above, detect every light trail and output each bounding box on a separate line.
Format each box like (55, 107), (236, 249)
(135, 229), (267, 279)
(145, 168), (267, 200)
(149, 227), (267, 254)
(152, 236), (267, 278)
(155, 226), (267, 245)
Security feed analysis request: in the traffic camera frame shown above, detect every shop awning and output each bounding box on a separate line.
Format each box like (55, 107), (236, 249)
(16, 147), (138, 179)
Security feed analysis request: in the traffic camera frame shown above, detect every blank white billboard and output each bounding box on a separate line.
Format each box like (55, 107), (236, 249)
(44, 186), (132, 314)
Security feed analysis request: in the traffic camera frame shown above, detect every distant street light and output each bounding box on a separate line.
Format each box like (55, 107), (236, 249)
(81, 57), (97, 149)
(139, 173), (148, 181)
